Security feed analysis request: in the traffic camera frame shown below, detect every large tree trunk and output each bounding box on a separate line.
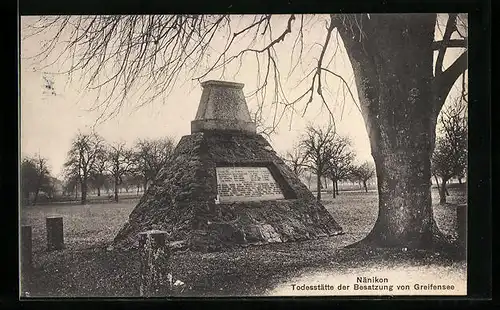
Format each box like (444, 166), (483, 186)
(363, 180), (368, 193)
(97, 187), (101, 197)
(366, 149), (441, 248)
(335, 180), (339, 196)
(339, 14), (449, 249)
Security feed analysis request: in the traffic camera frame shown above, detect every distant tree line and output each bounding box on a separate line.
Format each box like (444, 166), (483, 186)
(21, 134), (177, 206)
(62, 133), (176, 204)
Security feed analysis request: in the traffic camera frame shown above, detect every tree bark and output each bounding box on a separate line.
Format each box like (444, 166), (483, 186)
(363, 180), (368, 193)
(335, 180), (339, 196)
(363, 149), (443, 248)
(338, 14), (449, 249)
(97, 187), (101, 197)
(332, 178), (336, 198)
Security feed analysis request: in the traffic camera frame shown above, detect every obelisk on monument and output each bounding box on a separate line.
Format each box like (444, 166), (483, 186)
(191, 80), (257, 134)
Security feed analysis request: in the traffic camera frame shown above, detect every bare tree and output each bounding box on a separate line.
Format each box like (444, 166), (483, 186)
(250, 106), (276, 140)
(283, 144), (307, 178)
(300, 123), (336, 201)
(63, 132), (105, 204)
(25, 13), (468, 249)
(89, 147), (109, 197)
(352, 161), (376, 193)
(131, 137), (176, 191)
(325, 135), (354, 198)
(62, 174), (79, 199)
(107, 142), (134, 202)
(21, 154), (52, 205)
(432, 97), (468, 204)
(126, 172), (144, 195)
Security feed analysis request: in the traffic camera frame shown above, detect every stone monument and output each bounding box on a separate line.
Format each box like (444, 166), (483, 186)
(114, 80), (343, 252)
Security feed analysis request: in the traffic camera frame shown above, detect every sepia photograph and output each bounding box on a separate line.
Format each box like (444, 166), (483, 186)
(19, 13), (469, 297)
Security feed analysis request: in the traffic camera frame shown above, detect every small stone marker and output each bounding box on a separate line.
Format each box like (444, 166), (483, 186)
(46, 216), (64, 251)
(21, 225), (32, 296)
(138, 230), (171, 297)
(21, 225), (33, 270)
(456, 204), (466, 244)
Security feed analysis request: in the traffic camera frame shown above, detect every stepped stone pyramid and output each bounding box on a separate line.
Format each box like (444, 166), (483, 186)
(113, 80), (343, 251)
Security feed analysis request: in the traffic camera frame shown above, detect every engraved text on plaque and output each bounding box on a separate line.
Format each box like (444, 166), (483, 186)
(216, 167), (285, 202)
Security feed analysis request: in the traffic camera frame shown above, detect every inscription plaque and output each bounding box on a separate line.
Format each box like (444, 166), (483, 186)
(216, 167), (285, 202)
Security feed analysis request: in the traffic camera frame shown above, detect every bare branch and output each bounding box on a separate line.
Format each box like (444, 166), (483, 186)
(433, 50), (468, 113)
(432, 39), (467, 50)
(435, 13), (458, 76)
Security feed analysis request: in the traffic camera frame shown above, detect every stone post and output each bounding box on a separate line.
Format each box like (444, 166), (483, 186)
(21, 225), (33, 270)
(21, 225), (32, 296)
(138, 230), (171, 297)
(456, 204), (467, 245)
(46, 216), (64, 251)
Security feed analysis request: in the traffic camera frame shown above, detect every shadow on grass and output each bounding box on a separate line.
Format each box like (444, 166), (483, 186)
(24, 237), (466, 298)
(21, 189), (467, 298)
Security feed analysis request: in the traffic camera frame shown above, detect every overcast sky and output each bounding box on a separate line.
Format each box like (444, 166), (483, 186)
(19, 15), (466, 178)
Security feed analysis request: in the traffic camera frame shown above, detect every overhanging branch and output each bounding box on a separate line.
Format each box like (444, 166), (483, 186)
(432, 39), (467, 50)
(433, 50), (468, 114)
(435, 13), (458, 77)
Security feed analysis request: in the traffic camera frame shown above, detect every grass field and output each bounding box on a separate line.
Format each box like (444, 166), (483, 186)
(20, 187), (467, 297)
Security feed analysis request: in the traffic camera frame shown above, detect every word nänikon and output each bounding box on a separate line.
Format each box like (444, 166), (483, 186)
(356, 276), (389, 283)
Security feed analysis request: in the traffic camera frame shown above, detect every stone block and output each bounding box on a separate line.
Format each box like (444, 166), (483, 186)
(21, 225), (33, 270)
(46, 216), (64, 251)
(138, 230), (171, 297)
